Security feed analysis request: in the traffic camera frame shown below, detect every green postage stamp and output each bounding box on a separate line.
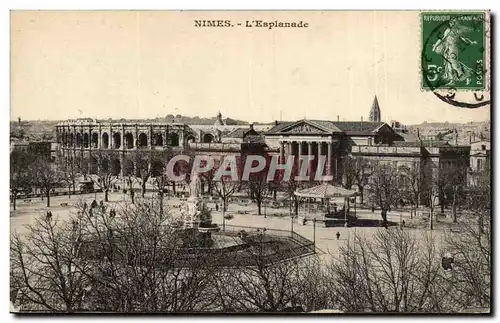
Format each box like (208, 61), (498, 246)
(421, 12), (487, 91)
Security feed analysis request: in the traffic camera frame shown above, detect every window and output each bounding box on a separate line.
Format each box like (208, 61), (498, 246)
(481, 144), (486, 151)
(477, 159), (483, 170)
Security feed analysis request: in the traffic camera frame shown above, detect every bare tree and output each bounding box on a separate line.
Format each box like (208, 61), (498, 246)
(443, 219), (491, 310)
(248, 174), (269, 215)
(11, 200), (221, 312)
(400, 162), (422, 209)
(152, 174), (168, 215)
(123, 151), (153, 198)
(213, 232), (319, 312)
(127, 150), (164, 198)
(326, 229), (458, 312)
(31, 158), (61, 208)
(90, 150), (119, 202)
(213, 175), (238, 213)
(10, 150), (34, 210)
(59, 156), (80, 198)
(367, 163), (401, 224)
(10, 216), (91, 312)
(76, 200), (220, 312)
(166, 148), (196, 195)
(441, 171), (491, 309)
(279, 162), (304, 216)
(432, 163), (467, 218)
(343, 156), (373, 205)
(199, 166), (215, 195)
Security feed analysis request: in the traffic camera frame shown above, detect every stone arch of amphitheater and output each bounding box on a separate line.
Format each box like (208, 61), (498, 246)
(56, 121), (197, 177)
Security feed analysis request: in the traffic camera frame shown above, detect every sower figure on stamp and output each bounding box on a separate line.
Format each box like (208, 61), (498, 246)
(432, 18), (477, 86)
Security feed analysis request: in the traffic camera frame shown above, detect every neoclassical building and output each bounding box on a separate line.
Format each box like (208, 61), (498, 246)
(55, 98), (471, 204)
(264, 118), (403, 181)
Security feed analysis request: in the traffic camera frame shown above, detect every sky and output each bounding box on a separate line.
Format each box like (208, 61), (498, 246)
(10, 10), (490, 124)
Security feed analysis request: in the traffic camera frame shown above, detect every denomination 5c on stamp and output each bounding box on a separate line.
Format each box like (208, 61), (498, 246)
(421, 12), (486, 91)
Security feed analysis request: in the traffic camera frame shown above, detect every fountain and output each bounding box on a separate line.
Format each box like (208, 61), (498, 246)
(177, 171), (220, 247)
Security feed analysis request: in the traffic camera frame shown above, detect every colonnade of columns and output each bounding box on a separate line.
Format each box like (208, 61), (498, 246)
(278, 140), (338, 181)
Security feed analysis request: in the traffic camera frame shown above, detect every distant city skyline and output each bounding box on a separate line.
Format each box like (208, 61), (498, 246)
(12, 110), (491, 126)
(11, 11), (490, 125)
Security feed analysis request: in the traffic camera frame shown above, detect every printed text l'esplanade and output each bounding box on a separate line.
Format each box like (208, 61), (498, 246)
(245, 20), (309, 29)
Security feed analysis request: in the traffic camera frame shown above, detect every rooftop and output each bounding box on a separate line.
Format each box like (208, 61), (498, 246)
(265, 120), (386, 135)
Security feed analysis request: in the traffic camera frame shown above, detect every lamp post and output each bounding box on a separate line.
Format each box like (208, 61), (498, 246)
(313, 218), (316, 253)
(344, 198), (348, 227)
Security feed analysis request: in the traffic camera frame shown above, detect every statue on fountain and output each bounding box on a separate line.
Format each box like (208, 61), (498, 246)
(180, 171), (212, 229)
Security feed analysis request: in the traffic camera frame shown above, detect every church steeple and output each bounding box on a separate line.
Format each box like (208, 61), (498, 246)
(214, 110), (225, 127)
(369, 95), (381, 122)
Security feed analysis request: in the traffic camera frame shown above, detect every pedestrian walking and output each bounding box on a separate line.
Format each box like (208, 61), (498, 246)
(336, 232), (340, 240)
(46, 210), (53, 221)
(215, 204), (219, 212)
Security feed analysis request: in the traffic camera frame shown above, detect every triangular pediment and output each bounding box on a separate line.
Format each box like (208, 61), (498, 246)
(280, 120), (330, 134)
(374, 123), (396, 134)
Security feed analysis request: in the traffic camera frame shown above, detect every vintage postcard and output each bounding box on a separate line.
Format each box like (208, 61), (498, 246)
(10, 10), (491, 314)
